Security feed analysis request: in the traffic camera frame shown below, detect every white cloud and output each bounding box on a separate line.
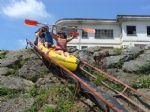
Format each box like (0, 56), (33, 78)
(1, 0), (51, 19)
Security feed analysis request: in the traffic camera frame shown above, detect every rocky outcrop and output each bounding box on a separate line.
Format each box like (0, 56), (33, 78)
(0, 46), (150, 112)
(0, 97), (34, 112)
(18, 58), (49, 82)
(0, 76), (34, 91)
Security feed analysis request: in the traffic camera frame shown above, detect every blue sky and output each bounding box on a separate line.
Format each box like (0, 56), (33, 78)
(0, 0), (150, 50)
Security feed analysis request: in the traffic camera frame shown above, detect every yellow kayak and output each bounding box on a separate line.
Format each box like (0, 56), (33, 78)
(38, 43), (78, 71)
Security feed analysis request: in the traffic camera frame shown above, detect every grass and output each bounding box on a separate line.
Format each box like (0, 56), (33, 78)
(107, 82), (124, 92)
(94, 73), (107, 85)
(112, 48), (123, 55)
(56, 86), (76, 112)
(137, 63), (150, 74)
(108, 61), (124, 69)
(132, 75), (150, 89)
(0, 85), (21, 97)
(44, 105), (55, 112)
(25, 84), (77, 112)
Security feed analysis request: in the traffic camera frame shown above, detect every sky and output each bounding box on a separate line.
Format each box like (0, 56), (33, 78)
(0, 0), (150, 50)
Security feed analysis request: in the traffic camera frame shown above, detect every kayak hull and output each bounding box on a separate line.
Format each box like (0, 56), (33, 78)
(38, 44), (78, 71)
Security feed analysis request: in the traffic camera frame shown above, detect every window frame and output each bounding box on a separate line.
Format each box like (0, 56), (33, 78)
(95, 29), (114, 39)
(82, 30), (88, 39)
(126, 25), (137, 36)
(147, 26), (150, 36)
(81, 46), (88, 49)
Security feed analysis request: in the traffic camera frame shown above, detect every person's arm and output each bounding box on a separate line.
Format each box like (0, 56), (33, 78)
(66, 36), (75, 42)
(49, 32), (59, 41)
(67, 32), (79, 42)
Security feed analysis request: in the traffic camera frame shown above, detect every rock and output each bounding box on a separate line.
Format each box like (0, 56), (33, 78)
(0, 57), (20, 67)
(0, 97), (34, 112)
(102, 55), (125, 68)
(0, 67), (9, 76)
(5, 49), (36, 60)
(122, 53), (150, 73)
(18, 59), (49, 82)
(36, 73), (60, 89)
(122, 46), (143, 55)
(112, 70), (138, 85)
(87, 46), (102, 53)
(78, 50), (95, 64)
(0, 76), (34, 91)
(93, 49), (109, 63)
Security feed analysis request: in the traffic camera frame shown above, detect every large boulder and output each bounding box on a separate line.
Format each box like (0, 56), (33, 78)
(0, 57), (20, 67)
(0, 76), (34, 91)
(101, 55), (125, 68)
(18, 59), (49, 82)
(122, 50), (150, 73)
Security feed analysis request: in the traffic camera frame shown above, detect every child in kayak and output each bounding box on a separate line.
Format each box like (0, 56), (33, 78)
(51, 31), (79, 57)
(35, 26), (55, 48)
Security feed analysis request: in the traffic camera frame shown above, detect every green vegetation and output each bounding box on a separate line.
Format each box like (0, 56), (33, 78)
(132, 75), (150, 89)
(0, 85), (20, 97)
(137, 63), (150, 74)
(108, 61), (124, 69)
(44, 105), (55, 112)
(56, 86), (76, 112)
(25, 84), (77, 112)
(0, 50), (7, 59)
(4, 69), (16, 76)
(112, 48), (123, 55)
(94, 73), (107, 85)
(107, 82), (124, 92)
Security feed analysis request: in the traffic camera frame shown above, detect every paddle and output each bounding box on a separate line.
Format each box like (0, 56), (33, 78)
(24, 19), (95, 33)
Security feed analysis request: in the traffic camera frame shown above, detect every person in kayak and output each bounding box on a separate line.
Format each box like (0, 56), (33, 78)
(35, 26), (55, 48)
(51, 31), (79, 57)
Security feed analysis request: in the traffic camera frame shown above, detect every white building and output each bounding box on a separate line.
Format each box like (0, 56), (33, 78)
(55, 15), (150, 50)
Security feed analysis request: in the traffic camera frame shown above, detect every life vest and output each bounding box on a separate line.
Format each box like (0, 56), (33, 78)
(43, 31), (54, 45)
(55, 38), (67, 51)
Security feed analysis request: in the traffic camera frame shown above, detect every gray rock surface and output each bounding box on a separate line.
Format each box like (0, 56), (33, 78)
(122, 52), (150, 73)
(102, 55), (125, 68)
(0, 57), (20, 67)
(78, 50), (95, 64)
(18, 59), (48, 82)
(0, 67), (9, 76)
(0, 76), (34, 91)
(0, 97), (34, 112)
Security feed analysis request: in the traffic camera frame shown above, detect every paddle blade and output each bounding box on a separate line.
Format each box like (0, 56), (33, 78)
(24, 19), (39, 26)
(82, 28), (95, 33)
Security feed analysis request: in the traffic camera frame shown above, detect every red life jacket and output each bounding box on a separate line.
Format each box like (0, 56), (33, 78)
(55, 38), (67, 51)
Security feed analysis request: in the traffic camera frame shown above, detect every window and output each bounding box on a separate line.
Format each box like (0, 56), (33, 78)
(147, 26), (150, 35)
(67, 46), (77, 49)
(126, 26), (136, 35)
(82, 30), (88, 39)
(81, 46), (88, 49)
(95, 29), (113, 39)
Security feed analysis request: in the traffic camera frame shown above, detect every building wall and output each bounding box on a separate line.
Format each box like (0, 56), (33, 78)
(122, 21), (150, 46)
(68, 24), (122, 49)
